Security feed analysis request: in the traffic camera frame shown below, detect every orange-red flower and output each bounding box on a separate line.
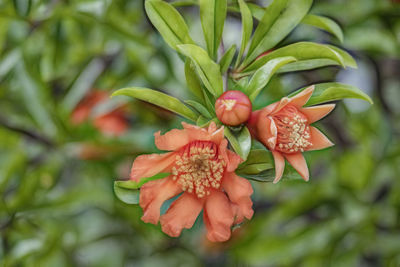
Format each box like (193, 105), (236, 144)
(71, 91), (128, 136)
(130, 122), (254, 242)
(248, 86), (335, 183)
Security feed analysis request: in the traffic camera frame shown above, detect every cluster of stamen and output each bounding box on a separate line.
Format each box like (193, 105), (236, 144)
(273, 105), (312, 153)
(171, 141), (226, 198)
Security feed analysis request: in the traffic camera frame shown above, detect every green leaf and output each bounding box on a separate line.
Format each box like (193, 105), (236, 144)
(184, 59), (204, 101)
(113, 184), (140, 204)
(115, 172), (170, 189)
(113, 173), (170, 205)
(238, 164), (302, 182)
(246, 56), (297, 101)
(177, 44), (223, 96)
(290, 83), (373, 106)
(219, 44), (236, 74)
(112, 87), (198, 121)
(185, 100), (212, 119)
(235, 0), (253, 67)
(145, 0), (194, 51)
(237, 149), (273, 175)
(199, 0), (227, 59)
(243, 0), (313, 67)
(243, 42), (348, 73)
(224, 126), (251, 160)
(302, 14), (344, 43)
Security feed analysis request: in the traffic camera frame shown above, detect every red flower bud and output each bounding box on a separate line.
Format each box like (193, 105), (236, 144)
(215, 90), (252, 126)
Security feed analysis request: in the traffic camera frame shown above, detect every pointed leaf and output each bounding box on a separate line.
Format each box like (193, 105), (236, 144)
(199, 0), (227, 59)
(114, 184), (139, 204)
(224, 126), (251, 160)
(184, 59), (204, 101)
(235, 0), (253, 67)
(243, 0), (313, 66)
(290, 82), (373, 106)
(145, 0), (194, 51)
(185, 100), (212, 119)
(243, 42), (348, 73)
(220, 44), (236, 74)
(246, 56), (297, 101)
(178, 44), (223, 96)
(302, 14), (344, 43)
(112, 87), (198, 121)
(237, 149), (273, 175)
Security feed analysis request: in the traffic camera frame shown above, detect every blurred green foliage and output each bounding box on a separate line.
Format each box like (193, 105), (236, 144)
(1, 0), (400, 266)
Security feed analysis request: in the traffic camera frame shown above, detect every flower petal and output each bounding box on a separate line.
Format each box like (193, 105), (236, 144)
(300, 104), (335, 124)
(203, 191), (234, 242)
(307, 126), (334, 151)
(160, 193), (203, 237)
(154, 129), (190, 151)
(272, 151), (285, 183)
(284, 153), (309, 181)
(130, 152), (176, 182)
(255, 110), (278, 150)
(139, 177), (181, 224)
(219, 139), (242, 172)
(182, 122), (212, 142)
(271, 97), (291, 114)
(210, 126), (225, 145)
(222, 172), (254, 224)
(289, 85), (314, 108)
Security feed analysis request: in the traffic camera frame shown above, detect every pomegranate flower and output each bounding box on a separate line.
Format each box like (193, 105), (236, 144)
(71, 91), (128, 136)
(248, 86), (335, 183)
(131, 122), (254, 242)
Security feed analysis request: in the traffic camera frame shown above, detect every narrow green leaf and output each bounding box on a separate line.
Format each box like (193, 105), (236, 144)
(243, 0), (313, 66)
(238, 165), (302, 182)
(185, 100), (212, 119)
(115, 173), (170, 190)
(302, 14), (344, 43)
(235, 0), (253, 68)
(289, 82), (373, 106)
(243, 42), (347, 73)
(246, 56), (297, 101)
(145, 0), (194, 51)
(199, 0), (227, 59)
(184, 59), (204, 101)
(224, 127), (251, 160)
(220, 44), (236, 74)
(112, 87), (198, 121)
(178, 44), (223, 96)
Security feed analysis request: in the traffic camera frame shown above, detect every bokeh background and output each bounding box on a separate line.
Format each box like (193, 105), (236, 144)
(1, 0), (400, 266)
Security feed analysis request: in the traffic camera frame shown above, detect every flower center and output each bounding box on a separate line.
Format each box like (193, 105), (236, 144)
(272, 105), (312, 153)
(221, 99), (236, 111)
(171, 141), (226, 198)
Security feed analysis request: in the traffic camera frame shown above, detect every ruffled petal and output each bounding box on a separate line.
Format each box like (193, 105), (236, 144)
(209, 126), (225, 145)
(222, 172), (253, 224)
(154, 129), (190, 151)
(271, 97), (291, 114)
(203, 191), (234, 242)
(257, 113), (277, 150)
(219, 139), (242, 171)
(182, 122), (212, 142)
(160, 193), (203, 237)
(300, 104), (335, 124)
(139, 177), (181, 224)
(307, 126), (334, 151)
(284, 153), (309, 181)
(272, 151), (285, 183)
(289, 85), (314, 108)
(130, 152), (176, 182)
